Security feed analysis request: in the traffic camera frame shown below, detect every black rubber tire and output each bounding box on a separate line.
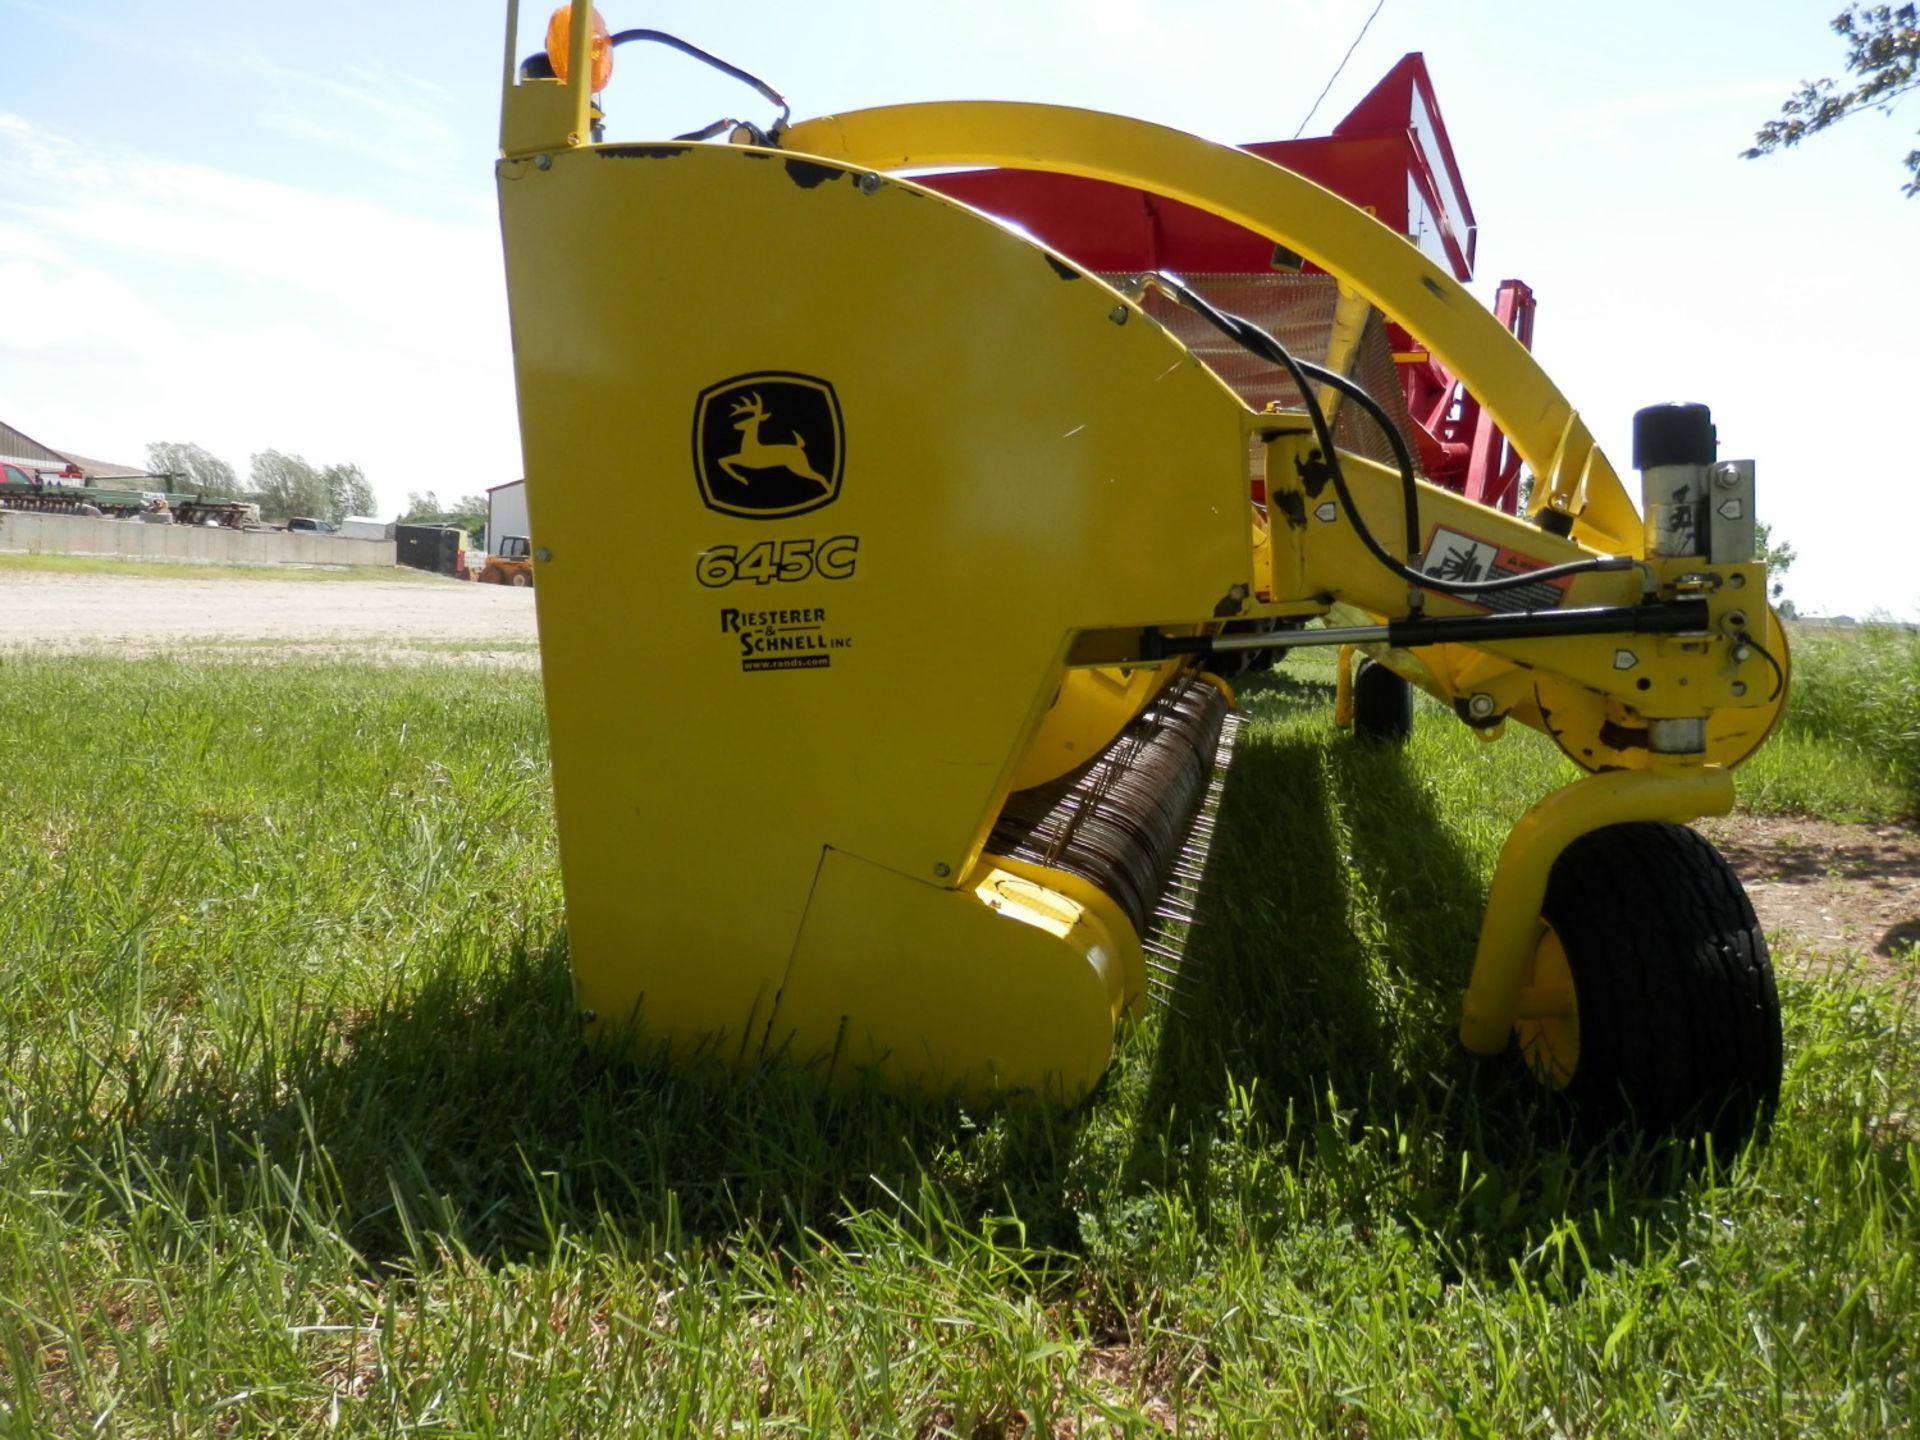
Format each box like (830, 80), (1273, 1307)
(1351, 658), (1414, 744)
(510, 571), (532, 588)
(1539, 822), (1781, 1150)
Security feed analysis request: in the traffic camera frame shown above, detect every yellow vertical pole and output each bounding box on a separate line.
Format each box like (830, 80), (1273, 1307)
(499, 0), (522, 152)
(567, 0), (593, 146)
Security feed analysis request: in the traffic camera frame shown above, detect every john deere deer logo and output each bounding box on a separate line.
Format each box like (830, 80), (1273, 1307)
(694, 373), (843, 519)
(722, 393), (830, 488)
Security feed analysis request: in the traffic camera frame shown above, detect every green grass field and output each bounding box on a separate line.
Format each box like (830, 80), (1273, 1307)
(0, 640), (1914, 1436)
(1756, 623), (1920, 819)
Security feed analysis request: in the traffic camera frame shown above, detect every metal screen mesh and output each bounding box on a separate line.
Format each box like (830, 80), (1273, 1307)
(1096, 273), (1423, 479)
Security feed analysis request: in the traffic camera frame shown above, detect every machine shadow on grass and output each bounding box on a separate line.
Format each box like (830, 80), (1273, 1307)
(1138, 671), (1486, 1129)
(108, 672), (1719, 1284)
(117, 902), (1710, 1292)
(1127, 670), (1715, 1272)
(123, 927), (1093, 1269)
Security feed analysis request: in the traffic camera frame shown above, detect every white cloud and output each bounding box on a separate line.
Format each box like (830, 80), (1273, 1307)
(0, 258), (180, 359)
(244, 57), (461, 170)
(0, 113), (497, 323)
(0, 216), (61, 265)
(0, 108), (519, 513)
(0, 109), (506, 362)
(256, 108), (459, 182)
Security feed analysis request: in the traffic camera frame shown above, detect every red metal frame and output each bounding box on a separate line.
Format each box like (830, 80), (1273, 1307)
(920, 54), (1532, 512)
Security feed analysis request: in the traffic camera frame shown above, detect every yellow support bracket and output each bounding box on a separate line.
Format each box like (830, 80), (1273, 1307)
(1458, 764), (1735, 1054)
(1334, 644), (1357, 728)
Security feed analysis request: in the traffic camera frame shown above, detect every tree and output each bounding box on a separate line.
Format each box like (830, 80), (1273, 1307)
(248, 450), (331, 523)
(247, 451), (379, 523)
(1746, 4), (1919, 196)
(445, 494), (488, 533)
(322, 462), (377, 520)
(1755, 521), (1799, 618)
(399, 490), (486, 534)
(146, 441), (239, 496)
(399, 490), (444, 522)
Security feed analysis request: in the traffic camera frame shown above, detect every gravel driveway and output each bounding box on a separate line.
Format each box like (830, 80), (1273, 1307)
(0, 570), (539, 660)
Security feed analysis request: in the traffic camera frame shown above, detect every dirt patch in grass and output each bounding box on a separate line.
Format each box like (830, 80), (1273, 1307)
(1699, 813), (1920, 981)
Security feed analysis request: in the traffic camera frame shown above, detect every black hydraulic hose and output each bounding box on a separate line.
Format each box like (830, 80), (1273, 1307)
(1151, 271), (1423, 581)
(1291, 354), (1423, 560)
(608, 29), (791, 125)
(1738, 629), (1788, 701)
(1147, 272), (1635, 598)
(1162, 282), (1422, 561)
(518, 28), (790, 130)
(673, 117), (743, 142)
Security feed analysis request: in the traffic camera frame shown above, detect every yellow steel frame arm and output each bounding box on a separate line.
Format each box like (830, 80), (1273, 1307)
(781, 102), (1637, 554)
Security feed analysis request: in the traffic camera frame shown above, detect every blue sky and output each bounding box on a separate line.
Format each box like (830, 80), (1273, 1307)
(2, 0), (1914, 615)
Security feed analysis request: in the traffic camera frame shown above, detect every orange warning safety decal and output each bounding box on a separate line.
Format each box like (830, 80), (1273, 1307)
(1418, 526), (1572, 614)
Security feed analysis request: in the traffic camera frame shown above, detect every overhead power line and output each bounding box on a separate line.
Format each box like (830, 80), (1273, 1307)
(1292, 0), (1388, 139)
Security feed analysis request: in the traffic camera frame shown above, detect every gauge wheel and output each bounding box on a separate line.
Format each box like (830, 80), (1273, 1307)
(1520, 821), (1781, 1150)
(1351, 658), (1413, 744)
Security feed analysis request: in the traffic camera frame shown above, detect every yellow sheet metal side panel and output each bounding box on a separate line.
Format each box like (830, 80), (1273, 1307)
(781, 102), (1640, 556)
(983, 850), (1150, 1024)
(773, 849), (1127, 1101)
(498, 143), (1251, 1065)
(1006, 664), (1172, 793)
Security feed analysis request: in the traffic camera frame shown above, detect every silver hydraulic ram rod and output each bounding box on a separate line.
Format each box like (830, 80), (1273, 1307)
(1139, 597), (1710, 660)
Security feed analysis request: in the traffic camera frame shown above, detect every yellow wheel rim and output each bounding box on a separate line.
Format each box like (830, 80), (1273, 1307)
(1514, 926), (1579, 1089)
